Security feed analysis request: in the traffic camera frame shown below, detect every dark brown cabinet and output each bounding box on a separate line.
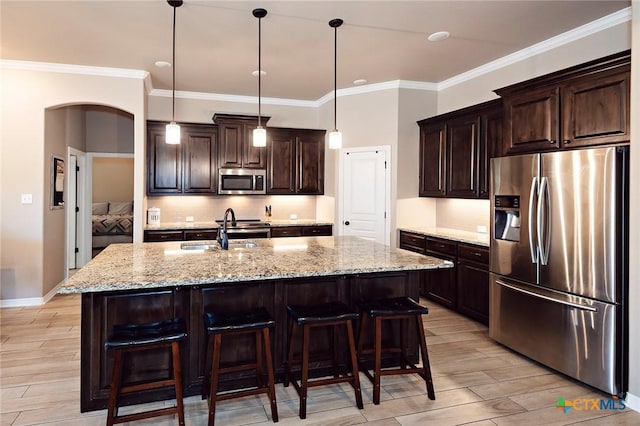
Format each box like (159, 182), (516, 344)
(399, 231), (489, 324)
(496, 50), (630, 155)
(270, 225), (332, 238)
(144, 229), (218, 242)
(424, 237), (457, 309)
(267, 128), (325, 195)
(147, 122), (217, 195)
(213, 114), (269, 169)
(456, 243), (489, 325)
(418, 99), (502, 199)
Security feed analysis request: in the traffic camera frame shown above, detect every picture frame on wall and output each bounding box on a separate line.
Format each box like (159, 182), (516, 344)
(51, 155), (65, 209)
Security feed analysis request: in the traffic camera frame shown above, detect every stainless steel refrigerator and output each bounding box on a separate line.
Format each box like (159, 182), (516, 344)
(489, 146), (628, 397)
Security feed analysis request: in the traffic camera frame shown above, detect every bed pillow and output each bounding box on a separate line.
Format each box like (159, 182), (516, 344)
(92, 202), (109, 215)
(108, 201), (133, 215)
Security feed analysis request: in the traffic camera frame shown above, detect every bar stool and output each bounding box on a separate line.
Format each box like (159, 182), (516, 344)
(357, 296), (435, 405)
(284, 301), (364, 419)
(104, 317), (187, 426)
(202, 307), (278, 426)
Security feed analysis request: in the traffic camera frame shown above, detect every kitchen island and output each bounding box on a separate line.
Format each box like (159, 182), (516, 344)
(58, 236), (452, 412)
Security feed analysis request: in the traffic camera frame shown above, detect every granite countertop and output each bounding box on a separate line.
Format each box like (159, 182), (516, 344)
(59, 236), (452, 294)
(144, 220), (332, 231)
(145, 221), (220, 231)
(267, 219), (333, 227)
(398, 226), (490, 247)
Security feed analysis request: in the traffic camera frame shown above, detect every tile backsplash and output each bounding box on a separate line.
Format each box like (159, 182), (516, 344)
(146, 195), (318, 223)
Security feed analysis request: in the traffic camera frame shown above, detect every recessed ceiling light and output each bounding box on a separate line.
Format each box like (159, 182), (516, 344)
(252, 70), (267, 77)
(353, 79), (367, 86)
(428, 31), (450, 42)
(155, 60), (171, 68)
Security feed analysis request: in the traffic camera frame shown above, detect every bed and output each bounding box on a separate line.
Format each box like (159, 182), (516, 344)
(92, 202), (133, 249)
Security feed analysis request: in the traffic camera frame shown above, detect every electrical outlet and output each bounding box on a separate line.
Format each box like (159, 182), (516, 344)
(21, 194), (33, 204)
(477, 225), (487, 233)
(186, 216), (194, 222)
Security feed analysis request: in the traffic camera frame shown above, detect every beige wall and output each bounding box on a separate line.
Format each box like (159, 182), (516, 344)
(0, 68), (145, 301)
(92, 157), (134, 203)
(86, 106), (134, 153)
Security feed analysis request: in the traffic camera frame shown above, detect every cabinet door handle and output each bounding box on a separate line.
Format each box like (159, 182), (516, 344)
(549, 139), (556, 144)
(564, 139), (571, 144)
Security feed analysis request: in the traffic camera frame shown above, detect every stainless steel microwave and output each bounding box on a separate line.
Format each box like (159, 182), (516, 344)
(218, 169), (266, 195)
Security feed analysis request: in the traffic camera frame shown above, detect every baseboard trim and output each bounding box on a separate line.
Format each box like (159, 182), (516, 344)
(626, 392), (640, 413)
(0, 282), (63, 307)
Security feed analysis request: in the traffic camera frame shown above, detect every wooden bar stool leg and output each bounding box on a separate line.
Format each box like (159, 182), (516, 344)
(202, 334), (214, 400)
(299, 324), (311, 419)
(284, 318), (296, 388)
(262, 327), (279, 422)
(415, 315), (435, 400)
(208, 333), (223, 426)
(332, 325), (339, 378)
(171, 341), (186, 426)
(106, 349), (124, 426)
(373, 316), (383, 405)
(345, 320), (364, 409)
(255, 330), (264, 388)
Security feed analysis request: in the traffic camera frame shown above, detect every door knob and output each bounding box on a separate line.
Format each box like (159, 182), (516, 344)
(344, 221), (350, 226)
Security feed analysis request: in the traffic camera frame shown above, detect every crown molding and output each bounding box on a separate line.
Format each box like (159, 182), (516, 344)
(316, 80), (438, 106)
(0, 59), (149, 80)
(437, 6), (631, 90)
(149, 88), (318, 108)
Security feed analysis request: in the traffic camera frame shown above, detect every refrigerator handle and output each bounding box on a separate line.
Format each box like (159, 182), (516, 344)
(537, 176), (550, 265)
(528, 177), (538, 263)
(495, 280), (597, 312)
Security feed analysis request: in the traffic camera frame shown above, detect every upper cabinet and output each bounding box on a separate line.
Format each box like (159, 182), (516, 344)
(267, 128), (325, 195)
(496, 50), (630, 155)
(213, 114), (270, 169)
(147, 121), (217, 195)
(417, 99), (502, 199)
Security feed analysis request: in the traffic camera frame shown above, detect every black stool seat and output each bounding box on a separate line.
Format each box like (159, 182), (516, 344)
(204, 308), (275, 333)
(105, 318), (187, 349)
(287, 302), (359, 325)
(360, 297), (429, 317)
(105, 317), (187, 426)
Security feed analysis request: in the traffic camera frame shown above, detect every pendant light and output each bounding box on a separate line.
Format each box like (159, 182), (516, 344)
(328, 18), (343, 149)
(165, 0), (183, 145)
(252, 8), (268, 147)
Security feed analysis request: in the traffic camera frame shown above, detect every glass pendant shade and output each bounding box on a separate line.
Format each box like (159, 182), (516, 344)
(253, 126), (267, 147)
(166, 122), (181, 144)
(329, 130), (342, 150)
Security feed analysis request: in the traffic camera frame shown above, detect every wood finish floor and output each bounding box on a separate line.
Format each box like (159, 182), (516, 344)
(1, 294), (639, 425)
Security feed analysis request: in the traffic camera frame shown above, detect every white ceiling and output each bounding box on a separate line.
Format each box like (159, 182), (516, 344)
(0, 1), (631, 101)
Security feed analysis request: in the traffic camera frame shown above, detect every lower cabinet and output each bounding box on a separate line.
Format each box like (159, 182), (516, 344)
(399, 231), (489, 324)
(270, 225), (332, 238)
(144, 229), (218, 242)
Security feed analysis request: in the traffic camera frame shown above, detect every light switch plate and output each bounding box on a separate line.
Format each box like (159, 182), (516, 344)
(21, 194), (33, 204)
(186, 216), (194, 222)
(477, 225), (487, 233)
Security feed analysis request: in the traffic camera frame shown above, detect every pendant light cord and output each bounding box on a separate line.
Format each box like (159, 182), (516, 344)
(171, 4), (177, 122)
(258, 15), (262, 127)
(333, 24), (337, 130)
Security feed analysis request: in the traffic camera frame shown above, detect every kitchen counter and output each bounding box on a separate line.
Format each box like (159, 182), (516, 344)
(267, 219), (333, 227)
(59, 236), (451, 294)
(144, 221), (220, 231)
(398, 226), (490, 247)
(68, 235), (451, 412)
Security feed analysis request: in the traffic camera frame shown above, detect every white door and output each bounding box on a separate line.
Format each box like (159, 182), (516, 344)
(340, 147), (389, 245)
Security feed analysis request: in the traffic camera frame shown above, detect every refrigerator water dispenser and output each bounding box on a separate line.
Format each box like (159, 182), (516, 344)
(494, 195), (520, 242)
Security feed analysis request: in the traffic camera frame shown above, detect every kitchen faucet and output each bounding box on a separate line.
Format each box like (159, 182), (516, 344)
(217, 208), (237, 250)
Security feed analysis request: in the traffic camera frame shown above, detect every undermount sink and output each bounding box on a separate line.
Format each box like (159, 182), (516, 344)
(180, 240), (260, 251)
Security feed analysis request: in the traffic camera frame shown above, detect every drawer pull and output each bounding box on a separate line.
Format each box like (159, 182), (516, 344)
(474, 252), (482, 256)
